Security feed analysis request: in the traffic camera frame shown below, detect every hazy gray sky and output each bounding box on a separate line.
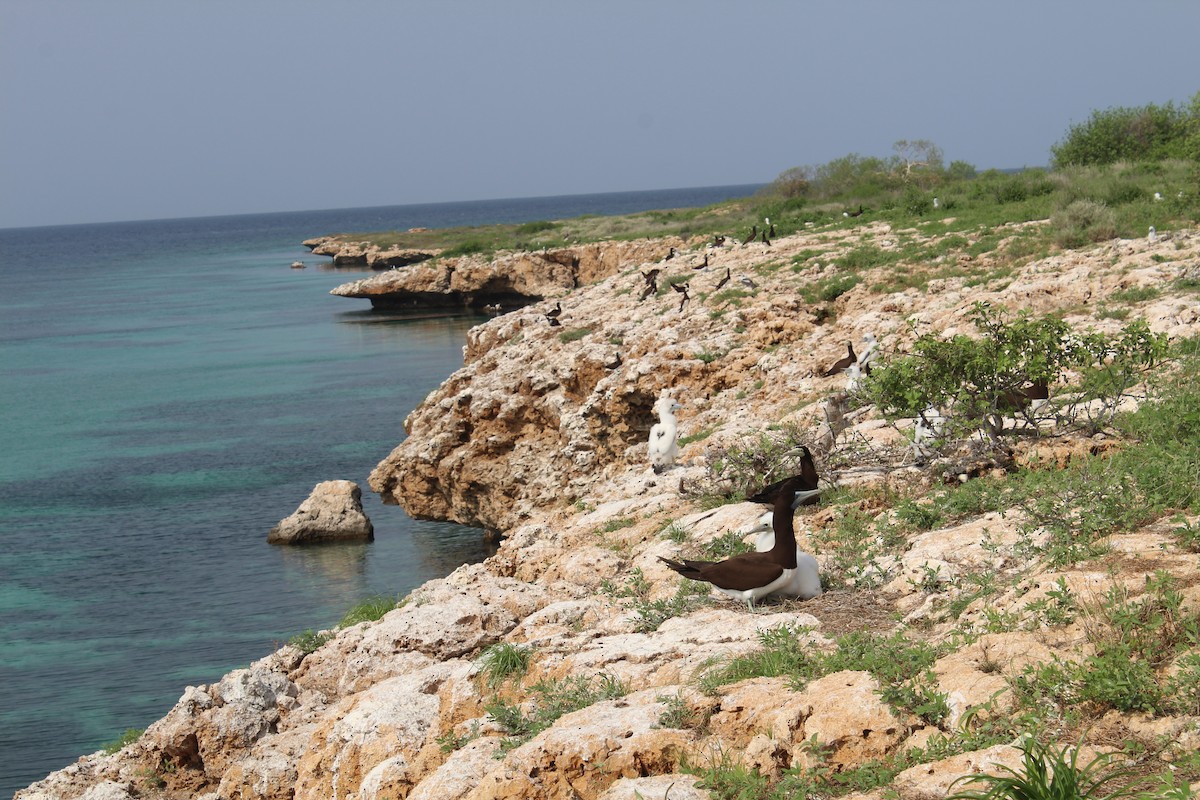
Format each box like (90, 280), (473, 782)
(2, 1), (1197, 229)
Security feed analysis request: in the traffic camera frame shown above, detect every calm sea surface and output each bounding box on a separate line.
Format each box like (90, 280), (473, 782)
(0, 184), (760, 796)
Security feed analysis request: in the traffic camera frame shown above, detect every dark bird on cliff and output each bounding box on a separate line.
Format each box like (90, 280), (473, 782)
(766, 217), (776, 238)
(761, 229), (772, 247)
(676, 283), (691, 312)
(822, 342), (857, 377)
(997, 380), (1050, 414)
(693, 253), (709, 270)
(639, 282), (656, 301)
(748, 446), (822, 508)
(713, 234), (726, 247)
(546, 314), (562, 327)
(659, 473), (808, 610)
(604, 351), (622, 370)
(665, 246), (677, 261)
(715, 268), (731, 290)
(848, 204), (865, 218)
(743, 224), (758, 245)
(545, 301), (563, 319)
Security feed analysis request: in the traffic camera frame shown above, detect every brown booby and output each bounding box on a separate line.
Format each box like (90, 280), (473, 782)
(748, 446), (821, 507)
(545, 301), (563, 319)
(997, 380), (1050, 413)
(715, 267), (731, 290)
(547, 315), (562, 327)
(849, 204), (865, 218)
(821, 342), (856, 377)
(761, 229), (772, 246)
(665, 246), (677, 261)
(659, 473), (807, 610)
(743, 224), (758, 245)
(693, 253), (709, 270)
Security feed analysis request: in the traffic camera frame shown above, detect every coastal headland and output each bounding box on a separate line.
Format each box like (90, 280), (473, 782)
(20, 175), (1200, 799)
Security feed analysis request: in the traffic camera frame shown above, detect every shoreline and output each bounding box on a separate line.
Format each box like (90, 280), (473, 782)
(18, 214), (1200, 799)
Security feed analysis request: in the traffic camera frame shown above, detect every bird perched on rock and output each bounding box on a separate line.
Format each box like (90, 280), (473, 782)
(545, 301), (562, 319)
(748, 445), (821, 507)
(715, 267), (731, 290)
(659, 472), (810, 610)
(857, 332), (879, 374)
(665, 246), (677, 261)
(546, 314), (562, 327)
(743, 224), (758, 245)
(739, 275), (757, 290)
(693, 253), (709, 270)
(648, 396), (683, 474)
(761, 229), (772, 246)
(639, 268), (660, 300)
(672, 281), (691, 312)
(821, 342), (856, 377)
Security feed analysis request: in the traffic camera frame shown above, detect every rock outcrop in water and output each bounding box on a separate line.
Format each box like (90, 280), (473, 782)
(329, 238), (690, 311)
(267, 480), (374, 544)
(19, 222), (1200, 800)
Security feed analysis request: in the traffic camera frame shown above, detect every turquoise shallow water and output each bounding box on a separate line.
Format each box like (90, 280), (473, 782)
(0, 184), (759, 795)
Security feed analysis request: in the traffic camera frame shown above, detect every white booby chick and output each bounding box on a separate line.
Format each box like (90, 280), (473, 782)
(911, 406), (946, 459)
(648, 396), (683, 474)
(845, 361), (862, 393)
(857, 332), (879, 369)
(1149, 226), (1158, 243)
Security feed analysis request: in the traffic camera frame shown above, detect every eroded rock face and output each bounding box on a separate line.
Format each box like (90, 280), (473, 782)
(331, 238), (689, 311)
(267, 480), (373, 544)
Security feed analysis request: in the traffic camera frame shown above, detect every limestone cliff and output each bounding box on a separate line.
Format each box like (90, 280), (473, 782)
(329, 238), (691, 311)
(20, 222), (1200, 800)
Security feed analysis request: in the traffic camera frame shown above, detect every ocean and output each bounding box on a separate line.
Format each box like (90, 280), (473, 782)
(0, 183), (761, 796)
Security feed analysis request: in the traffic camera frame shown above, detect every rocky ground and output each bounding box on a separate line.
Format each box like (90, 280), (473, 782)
(19, 217), (1200, 800)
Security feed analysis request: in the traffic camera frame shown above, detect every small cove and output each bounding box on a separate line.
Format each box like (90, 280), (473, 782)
(0, 183), (759, 796)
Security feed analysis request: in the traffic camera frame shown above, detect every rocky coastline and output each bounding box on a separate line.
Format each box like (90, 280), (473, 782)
(19, 219), (1200, 800)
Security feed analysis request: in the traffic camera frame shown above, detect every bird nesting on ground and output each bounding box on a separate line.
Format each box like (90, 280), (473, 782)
(660, 463), (819, 610)
(743, 224), (758, 245)
(715, 267), (731, 290)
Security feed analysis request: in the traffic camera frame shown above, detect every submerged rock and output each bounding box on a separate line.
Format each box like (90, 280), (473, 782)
(267, 480), (373, 544)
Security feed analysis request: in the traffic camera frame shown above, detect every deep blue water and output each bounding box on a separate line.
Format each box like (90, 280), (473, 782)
(0, 183), (760, 796)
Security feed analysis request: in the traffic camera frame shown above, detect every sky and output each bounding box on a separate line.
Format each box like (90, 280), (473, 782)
(2, 1), (1198, 229)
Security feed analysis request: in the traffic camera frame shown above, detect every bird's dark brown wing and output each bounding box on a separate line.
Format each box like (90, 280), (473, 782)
(660, 552), (784, 592)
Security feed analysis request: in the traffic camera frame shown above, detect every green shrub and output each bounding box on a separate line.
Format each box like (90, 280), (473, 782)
(1051, 100), (1196, 167)
(1051, 199), (1118, 247)
(339, 594), (399, 627)
(102, 728), (144, 755)
(486, 673), (628, 750)
(478, 642), (532, 688)
(514, 220), (557, 235)
(801, 272), (861, 303)
(947, 738), (1144, 800)
(288, 629), (333, 653)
